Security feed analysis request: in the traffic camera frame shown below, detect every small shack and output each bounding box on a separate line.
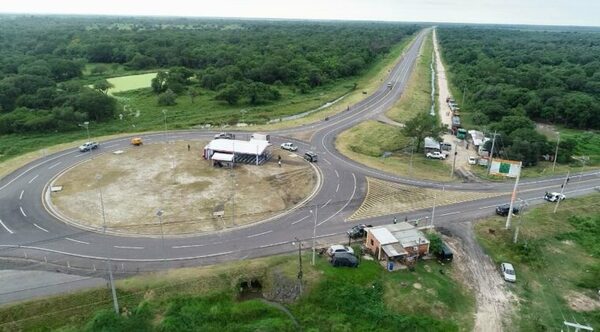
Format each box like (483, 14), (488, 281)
(424, 137), (441, 154)
(365, 222), (430, 263)
(203, 139), (271, 165)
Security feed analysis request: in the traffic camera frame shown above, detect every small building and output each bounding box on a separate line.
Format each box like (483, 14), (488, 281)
(424, 137), (441, 153)
(203, 139), (271, 165)
(365, 222), (430, 262)
(468, 130), (485, 148)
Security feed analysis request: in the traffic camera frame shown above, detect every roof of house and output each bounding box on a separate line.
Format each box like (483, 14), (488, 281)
(374, 222), (430, 249)
(368, 227), (398, 245)
(424, 137), (441, 150)
(382, 243), (407, 257)
(204, 139), (270, 155)
(468, 130), (486, 146)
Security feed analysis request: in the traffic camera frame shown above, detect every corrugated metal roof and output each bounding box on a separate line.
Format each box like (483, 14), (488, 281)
(369, 227), (398, 245)
(204, 139), (270, 155)
(382, 243), (407, 257)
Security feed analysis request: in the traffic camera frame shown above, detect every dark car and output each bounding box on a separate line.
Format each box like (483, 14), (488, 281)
(214, 132), (234, 140)
(347, 224), (372, 239)
(304, 151), (318, 162)
(495, 204), (520, 216)
(436, 243), (453, 263)
(331, 252), (359, 268)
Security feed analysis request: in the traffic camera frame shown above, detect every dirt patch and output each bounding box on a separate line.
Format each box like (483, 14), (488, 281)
(565, 291), (600, 312)
(50, 141), (317, 235)
(444, 223), (514, 332)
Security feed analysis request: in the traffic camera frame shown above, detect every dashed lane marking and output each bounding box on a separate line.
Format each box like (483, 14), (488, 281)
(322, 198), (332, 208)
(48, 162), (62, 170)
(318, 173), (356, 226)
(0, 218), (14, 234)
(114, 245), (144, 250)
(247, 230), (273, 238)
(27, 175), (39, 184)
(291, 215), (309, 225)
(336, 183), (340, 193)
(19, 206), (27, 217)
(439, 211), (461, 217)
(105, 144), (118, 149)
(33, 223), (49, 232)
(259, 241), (288, 248)
(172, 244), (206, 249)
(65, 237), (90, 245)
(19, 190), (24, 200)
(334, 170), (339, 178)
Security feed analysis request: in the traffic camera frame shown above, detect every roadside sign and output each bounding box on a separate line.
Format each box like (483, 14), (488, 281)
(489, 159), (521, 178)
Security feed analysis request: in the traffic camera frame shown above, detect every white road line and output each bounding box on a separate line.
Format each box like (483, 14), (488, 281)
(105, 144), (118, 149)
(0, 149), (75, 192)
(477, 204), (498, 210)
(172, 244), (206, 249)
(440, 211), (461, 217)
(27, 174), (39, 184)
(74, 153), (86, 158)
(318, 173), (356, 226)
(114, 245), (144, 250)
(334, 170), (339, 178)
(291, 215), (309, 225)
(322, 198), (332, 208)
(33, 223), (49, 233)
(19, 190), (24, 200)
(48, 162), (62, 170)
(316, 232), (339, 239)
(324, 159), (332, 165)
(0, 218), (14, 234)
(65, 237), (90, 245)
(259, 241), (288, 248)
(19, 206), (27, 217)
(247, 230), (273, 238)
(335, 183), (340, 193)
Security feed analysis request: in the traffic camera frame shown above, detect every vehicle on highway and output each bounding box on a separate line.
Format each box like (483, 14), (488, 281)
(78, 141), (99, 152)
(426, 151), (446, 160)
(495, 204), (520, 216)
(331, 252), (359, 268)
(347, 224), (372, 239)
(304, 151), (318, 162)
(131, 137), (143, 146)
(501, 262), (516, 282)
(280, 142), (298, 151)
(387, 82), (393, 88)
(468, 156), (477, 165)
(326, 245), (354, 257)
(544, 192), (566, 202)
(214, 132), (234, 140)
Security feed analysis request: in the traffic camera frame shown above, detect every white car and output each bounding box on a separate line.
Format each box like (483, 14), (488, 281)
(468, 156), (477, 165)
(501, 262), (516, 282)
(544, 192), (566, 202)
(326, 245), (355, 257)
(78, 141), (99, 152)
(280, 142), (298, 151)
(426, 151), (446, 160)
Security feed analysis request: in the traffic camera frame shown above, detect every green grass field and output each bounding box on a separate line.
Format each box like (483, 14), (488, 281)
(475, 194), (600, 331)
(0, 250), (474, 331)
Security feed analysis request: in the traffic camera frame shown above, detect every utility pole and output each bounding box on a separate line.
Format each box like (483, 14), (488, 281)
(563, 320), (594, 331)
(311, 205), (318, 266)
(513, 199), (528, 244)
(487, 131), (497, 175)
(156, 209), (166, 258)
(505, 161), (522, 230)
(96, 174), (119, 315)
(409, 138), (415, 176)
(553, 171), (570, 214)
(295, 237), (303, 294)
(552, 132), (560, 172)
(451, 150), (458, 178)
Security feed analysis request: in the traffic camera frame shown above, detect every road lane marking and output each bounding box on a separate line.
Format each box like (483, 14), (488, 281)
(291, 215), (309, 225)
(74, 153), (87, 158)
(0, 218), (14, 234)
(259, 241), (288, 248)
(440, 211), (461, 217)
(324, 159), (332, 165)
(19, 190), (24, 200)
(247, 230), (273, 238)
(19, 206), (27, 217)
(334, 170), (339, 178)
(33, 223), (49, 232)
(114, 245), (144, 250)
(0, 149), (76, 192)
(477, 205), (498, 210)
(105, 144), (118, 149)
(28, 175), (39, 184)
(322, 198), (332, 208)
(172, 244), (206, 249)
(48, 162), (62, 170)
(335, 183), (340, 193)
(65, 237), (90, 245)
(318, 173), (356, 226)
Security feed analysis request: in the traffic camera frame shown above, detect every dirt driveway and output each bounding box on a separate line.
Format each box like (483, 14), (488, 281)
(444, 222), (514, 332)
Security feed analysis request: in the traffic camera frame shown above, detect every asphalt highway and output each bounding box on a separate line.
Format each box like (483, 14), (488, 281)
(1, 29), (599, 274)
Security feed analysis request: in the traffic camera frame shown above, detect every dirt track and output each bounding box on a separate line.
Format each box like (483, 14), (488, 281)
(445, 222), (513, 332)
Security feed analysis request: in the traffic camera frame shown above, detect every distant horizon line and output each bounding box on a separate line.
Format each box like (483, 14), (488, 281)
(0, 12), (599, 29)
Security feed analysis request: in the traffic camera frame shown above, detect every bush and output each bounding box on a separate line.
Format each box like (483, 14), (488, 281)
(158, 89), (177, 106)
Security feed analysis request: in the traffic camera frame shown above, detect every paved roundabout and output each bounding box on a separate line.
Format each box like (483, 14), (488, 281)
(1, 29), (599, 273)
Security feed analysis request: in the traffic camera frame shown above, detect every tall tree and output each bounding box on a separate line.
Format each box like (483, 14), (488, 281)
(402, 113), (447, 152)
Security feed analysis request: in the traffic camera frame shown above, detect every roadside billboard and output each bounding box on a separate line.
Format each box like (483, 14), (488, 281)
(489, 159), (522, 178)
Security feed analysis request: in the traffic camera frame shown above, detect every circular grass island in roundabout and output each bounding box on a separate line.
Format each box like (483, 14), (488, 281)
(48, 141), (318, 236)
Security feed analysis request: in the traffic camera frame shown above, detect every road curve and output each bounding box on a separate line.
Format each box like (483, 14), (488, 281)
(1, 28), (599, 273)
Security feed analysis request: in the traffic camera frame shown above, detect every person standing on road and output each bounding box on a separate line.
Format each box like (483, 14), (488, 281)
(278, 160), (282, 167)
(187, 144), (190, 151)
(393, 216), (397, 224)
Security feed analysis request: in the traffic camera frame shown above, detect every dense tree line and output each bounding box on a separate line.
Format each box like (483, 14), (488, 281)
(0, 16), (418, 134)
(439, 27), (600, 165)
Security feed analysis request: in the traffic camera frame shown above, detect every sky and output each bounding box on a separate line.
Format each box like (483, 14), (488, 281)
(1, 0), (599, 27)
